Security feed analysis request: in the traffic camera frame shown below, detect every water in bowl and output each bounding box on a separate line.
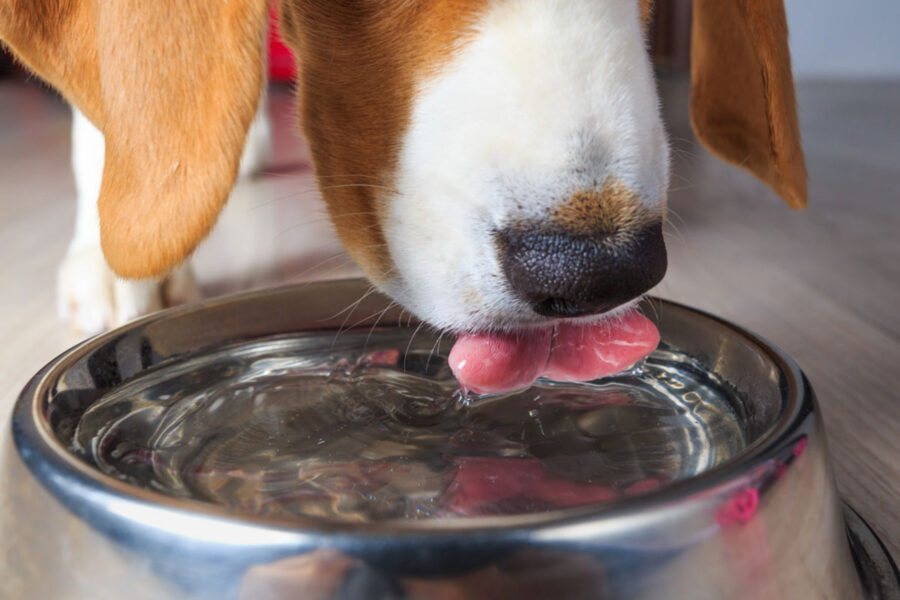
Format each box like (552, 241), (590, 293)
(71, 329), (745, 523)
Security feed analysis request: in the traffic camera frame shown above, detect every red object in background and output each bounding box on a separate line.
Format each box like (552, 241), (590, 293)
(268, 7), (297, 82)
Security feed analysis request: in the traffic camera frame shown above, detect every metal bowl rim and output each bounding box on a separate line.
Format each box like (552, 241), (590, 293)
(12, 279), (811, 540)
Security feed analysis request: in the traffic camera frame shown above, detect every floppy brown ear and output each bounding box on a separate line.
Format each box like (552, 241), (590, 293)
(1, 0), (269, 277)
(690, 0), (807, 209)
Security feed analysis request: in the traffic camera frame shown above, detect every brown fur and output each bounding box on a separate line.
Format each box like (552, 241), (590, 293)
(1, 0), (268, 278)
(690, 0), (807, 209)
(0, 0), (806, 281)
(551, 178), (660, 240)
(639, 0), (655, 29)
(0, 1), (101, 123)
(278, 1), (488, 283)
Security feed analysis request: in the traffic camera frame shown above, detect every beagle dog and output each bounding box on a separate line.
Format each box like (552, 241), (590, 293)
(1, 0), (806, 393)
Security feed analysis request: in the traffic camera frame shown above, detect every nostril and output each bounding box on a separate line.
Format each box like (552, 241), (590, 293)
(496, 223), (667, 318)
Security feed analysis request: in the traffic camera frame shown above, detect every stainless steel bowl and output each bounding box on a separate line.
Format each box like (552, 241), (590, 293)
(2, 279), (897, 600)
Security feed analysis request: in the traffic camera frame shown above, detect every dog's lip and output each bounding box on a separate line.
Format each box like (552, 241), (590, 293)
(448, 305), (660, 395)
(455, 297), (646, 335)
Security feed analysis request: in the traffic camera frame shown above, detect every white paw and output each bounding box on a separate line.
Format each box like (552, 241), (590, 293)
(162, 262), (202, 307)
(57, 246), (199, 336)
(111, 276), (164, 327)
(57, 246), (117, 335)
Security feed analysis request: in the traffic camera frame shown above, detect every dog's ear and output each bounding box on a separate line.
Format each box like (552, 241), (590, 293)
(1, 0), (269, 277)
(690, 0), (807, 209)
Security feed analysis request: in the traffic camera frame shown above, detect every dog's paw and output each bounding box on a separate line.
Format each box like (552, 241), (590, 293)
(162, 262), (202, 307)
(57, 246), (198, 336)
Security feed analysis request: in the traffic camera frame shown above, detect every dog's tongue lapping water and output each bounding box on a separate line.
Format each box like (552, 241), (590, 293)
(448, 312), (660, 394)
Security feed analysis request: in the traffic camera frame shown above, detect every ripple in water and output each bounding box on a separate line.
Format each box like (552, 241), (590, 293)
(72, 330), (745, 523)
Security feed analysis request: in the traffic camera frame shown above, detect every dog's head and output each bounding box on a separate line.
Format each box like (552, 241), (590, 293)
(2, 0), (805, 334)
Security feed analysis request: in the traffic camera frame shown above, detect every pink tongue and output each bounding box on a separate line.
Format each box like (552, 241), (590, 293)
(447, 328), (553, 395)
(448, 312), (659, 394)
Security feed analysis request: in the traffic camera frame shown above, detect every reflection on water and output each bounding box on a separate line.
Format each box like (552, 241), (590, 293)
(72, 330), (744, 523)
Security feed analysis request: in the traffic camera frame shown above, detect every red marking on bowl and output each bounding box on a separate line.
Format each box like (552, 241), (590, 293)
(716, 488), (760, 526)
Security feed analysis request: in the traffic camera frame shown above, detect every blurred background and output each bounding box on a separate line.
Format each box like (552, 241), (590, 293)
(1, 0), (898, 556)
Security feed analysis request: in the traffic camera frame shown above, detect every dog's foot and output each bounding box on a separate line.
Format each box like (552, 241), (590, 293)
(57, 245), (199, 336)
(162, 262), (202, 307)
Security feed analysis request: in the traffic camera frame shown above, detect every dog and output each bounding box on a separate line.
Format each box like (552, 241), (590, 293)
(2, 0), (808, 593)
(1, 0), (805, 385)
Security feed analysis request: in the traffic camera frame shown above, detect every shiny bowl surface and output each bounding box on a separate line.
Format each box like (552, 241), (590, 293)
(2, 279), (897, 600)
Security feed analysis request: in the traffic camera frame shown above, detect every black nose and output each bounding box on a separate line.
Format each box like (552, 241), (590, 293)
(496, 223), (667, 318)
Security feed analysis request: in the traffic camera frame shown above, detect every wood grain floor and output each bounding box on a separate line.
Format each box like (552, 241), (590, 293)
(0, 76), (897, 558)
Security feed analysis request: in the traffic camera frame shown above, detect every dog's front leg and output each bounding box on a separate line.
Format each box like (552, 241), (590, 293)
(56, 108), (199, 335)
(57, 95), (271, 335)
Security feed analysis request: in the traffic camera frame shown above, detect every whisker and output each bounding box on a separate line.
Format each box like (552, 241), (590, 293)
(666, 206), (688, 229)
(644, 294), (661, 323)
(403, 321), (427, 372)
(253, 181), (397, 211)
(249, 185), (323, 210)
(284, 253), (355, 284)
(663, 220), (686, 246)
(670, 147), (699, 161)
(668, 137), (699, 157)
(425, 329), (447, 374)
(326, 284), (379, 347)
(344, 304), (393, 339)
(364, 302), (398, 351)
(662, 207), (689, 246)
(276, 212), (385, 237)
(669, 171), (694, 187)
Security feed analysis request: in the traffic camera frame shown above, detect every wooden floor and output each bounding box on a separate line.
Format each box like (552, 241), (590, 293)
(0, 76), (897, 558)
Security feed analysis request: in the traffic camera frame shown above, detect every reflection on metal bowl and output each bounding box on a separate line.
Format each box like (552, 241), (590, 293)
(2, 279), (897, 599)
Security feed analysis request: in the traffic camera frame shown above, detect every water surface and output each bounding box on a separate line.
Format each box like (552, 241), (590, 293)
(73, 330), (744, 523)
